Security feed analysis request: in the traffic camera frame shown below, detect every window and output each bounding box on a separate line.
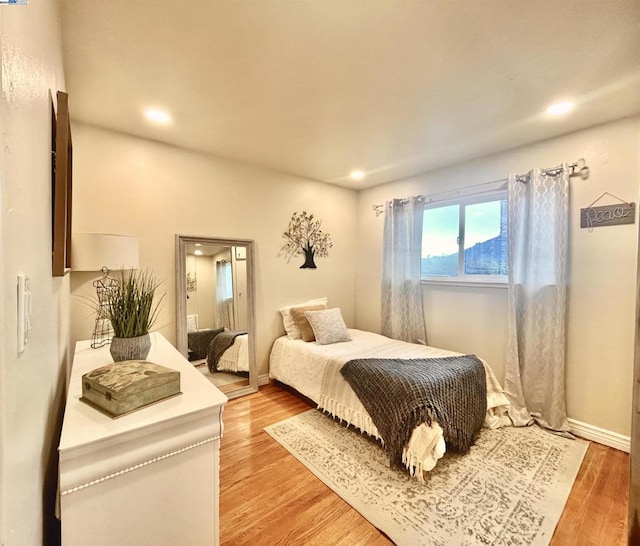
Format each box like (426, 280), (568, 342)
(421, 192), (508, 284)
(217, 261), (233, 301)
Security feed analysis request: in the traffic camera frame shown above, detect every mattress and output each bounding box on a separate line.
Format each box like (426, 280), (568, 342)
(269, 329), (511, 477)
(217, 333), (249, 373)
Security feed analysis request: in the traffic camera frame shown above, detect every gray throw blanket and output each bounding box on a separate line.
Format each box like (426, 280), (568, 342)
(207, 331), (247, 372)
(188, 327), (224, 361)
(340, 355), (487, 470)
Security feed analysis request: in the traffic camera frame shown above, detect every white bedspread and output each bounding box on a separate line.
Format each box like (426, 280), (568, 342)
(217, 333), (249, 373)
(269, 329), (511, 478)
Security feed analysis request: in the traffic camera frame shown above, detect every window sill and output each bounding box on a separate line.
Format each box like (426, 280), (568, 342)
(421, 277), (508, 289)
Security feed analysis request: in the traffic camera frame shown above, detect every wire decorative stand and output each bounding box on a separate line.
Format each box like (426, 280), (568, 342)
(91, 267), (119, 349)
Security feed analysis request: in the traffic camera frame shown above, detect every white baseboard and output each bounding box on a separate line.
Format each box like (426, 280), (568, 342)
(568, 418), (630, 453)
(258, 374), (270, 387)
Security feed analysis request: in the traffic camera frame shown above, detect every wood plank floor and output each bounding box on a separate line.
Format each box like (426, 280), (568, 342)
(219, 384), (629, 545)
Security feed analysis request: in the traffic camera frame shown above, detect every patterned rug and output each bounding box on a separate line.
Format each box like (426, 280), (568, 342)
(265, 409), (588, 546)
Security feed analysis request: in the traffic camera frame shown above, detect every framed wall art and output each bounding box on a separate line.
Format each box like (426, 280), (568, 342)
(51, 90), (73, 277)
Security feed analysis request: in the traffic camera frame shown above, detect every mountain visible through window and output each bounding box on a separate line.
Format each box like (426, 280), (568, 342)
(422, 196), (508, 281)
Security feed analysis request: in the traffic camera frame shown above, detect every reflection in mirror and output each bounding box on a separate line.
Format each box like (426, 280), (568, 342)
(176, 235), (257, 399)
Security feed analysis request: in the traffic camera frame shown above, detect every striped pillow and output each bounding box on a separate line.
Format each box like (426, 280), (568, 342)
(279, 298), (328, 339)
(290, 303), (328, 342)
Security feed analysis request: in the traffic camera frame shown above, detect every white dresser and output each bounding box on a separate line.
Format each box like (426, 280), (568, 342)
(58, 333), (227, 546)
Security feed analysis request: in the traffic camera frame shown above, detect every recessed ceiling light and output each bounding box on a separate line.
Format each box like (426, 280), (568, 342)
(194, 243), (202, 247)
(546, 101), (574, 116)
(144, 108), (172, 124)
(194, 249), (203, 256)
(350, 170), (365, 181)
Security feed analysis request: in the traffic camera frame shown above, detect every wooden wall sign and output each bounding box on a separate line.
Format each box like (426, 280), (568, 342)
(580, 202), (635, 229)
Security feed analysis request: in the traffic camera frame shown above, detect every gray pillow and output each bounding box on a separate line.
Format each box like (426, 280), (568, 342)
(305, 308), (352, 345)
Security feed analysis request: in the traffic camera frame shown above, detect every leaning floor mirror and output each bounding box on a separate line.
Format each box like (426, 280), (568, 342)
(175, 235), (258, 399)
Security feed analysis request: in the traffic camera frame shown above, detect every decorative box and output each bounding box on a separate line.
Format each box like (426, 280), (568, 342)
(81, 360), (181, 418)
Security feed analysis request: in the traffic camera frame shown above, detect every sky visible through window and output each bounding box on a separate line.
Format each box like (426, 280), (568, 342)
(422, 204), (459, 258)
(422, 201), (502, 257)
(464, 201), (502, 249)
(422, 199), (507, 277)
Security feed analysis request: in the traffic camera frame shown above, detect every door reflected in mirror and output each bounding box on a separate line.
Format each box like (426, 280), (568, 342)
(176, 236), (257, 398)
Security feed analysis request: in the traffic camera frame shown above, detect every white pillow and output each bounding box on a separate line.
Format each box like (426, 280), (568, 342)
(279, 298), (328, 339)
(305, 308), (352, 345)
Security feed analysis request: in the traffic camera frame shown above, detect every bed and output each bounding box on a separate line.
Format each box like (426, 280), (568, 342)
(215, 333), (249, 373)
(269, 328), (511, 478)
(188, 327), (249, 373)
(188, 327), (224, 361)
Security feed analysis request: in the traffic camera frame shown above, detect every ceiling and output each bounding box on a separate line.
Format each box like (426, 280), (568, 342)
(59, 0), (640, 190)
(185, 243), (229, 257)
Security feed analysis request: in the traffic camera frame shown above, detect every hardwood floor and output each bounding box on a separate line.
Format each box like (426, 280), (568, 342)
(216, 380), (250, 395)
(219, 384), (629, 545)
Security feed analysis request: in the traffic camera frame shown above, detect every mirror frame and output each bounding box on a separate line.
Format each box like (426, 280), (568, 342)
(175, 234), (258, 398)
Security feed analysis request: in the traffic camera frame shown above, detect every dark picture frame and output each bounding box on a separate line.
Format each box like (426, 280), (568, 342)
(51, 90), (73, 277)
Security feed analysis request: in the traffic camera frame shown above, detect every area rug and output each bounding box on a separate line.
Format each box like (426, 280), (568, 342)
(264, 409), (588, 546)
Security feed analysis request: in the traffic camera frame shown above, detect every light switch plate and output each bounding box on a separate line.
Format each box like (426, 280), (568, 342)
(17, 274), (31, 353)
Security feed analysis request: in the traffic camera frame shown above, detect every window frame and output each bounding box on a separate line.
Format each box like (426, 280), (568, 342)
(421, 189), (508, 287)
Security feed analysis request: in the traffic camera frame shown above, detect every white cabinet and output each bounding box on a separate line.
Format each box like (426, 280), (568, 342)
(58, 333), (227, 545)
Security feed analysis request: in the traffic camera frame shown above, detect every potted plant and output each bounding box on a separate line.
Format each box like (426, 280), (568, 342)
(102, 269), (164, 362)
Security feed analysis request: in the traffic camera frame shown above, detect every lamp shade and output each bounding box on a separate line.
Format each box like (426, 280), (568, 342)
(71, 233), (139, 271)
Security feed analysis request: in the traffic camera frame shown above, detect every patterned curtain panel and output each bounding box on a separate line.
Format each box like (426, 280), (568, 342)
(216, 261), (234, 330)
(381, 197), (427, 345)
(505, 166), (570, 432)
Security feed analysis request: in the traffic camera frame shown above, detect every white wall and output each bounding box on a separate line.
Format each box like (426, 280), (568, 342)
(70, 124), (358, 376)
(186, 254), (216, 330)
(356, 116), (640, 437)
(1, 1), (70, 544)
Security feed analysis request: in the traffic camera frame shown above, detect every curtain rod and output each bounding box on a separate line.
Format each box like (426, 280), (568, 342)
(372, 158), (589, 216)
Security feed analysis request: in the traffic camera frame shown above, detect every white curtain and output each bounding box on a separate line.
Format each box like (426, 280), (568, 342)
(216, 261), (234, 330)
(381, 197), (427, 345)
(505, 165), (570, 432)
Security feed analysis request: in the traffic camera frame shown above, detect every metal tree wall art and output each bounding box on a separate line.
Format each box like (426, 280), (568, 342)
(186, 272), (197, 293)
(279, 211), (333, 269)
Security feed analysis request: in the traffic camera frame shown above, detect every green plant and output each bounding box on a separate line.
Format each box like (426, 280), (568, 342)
(103, 269), (164, 338)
